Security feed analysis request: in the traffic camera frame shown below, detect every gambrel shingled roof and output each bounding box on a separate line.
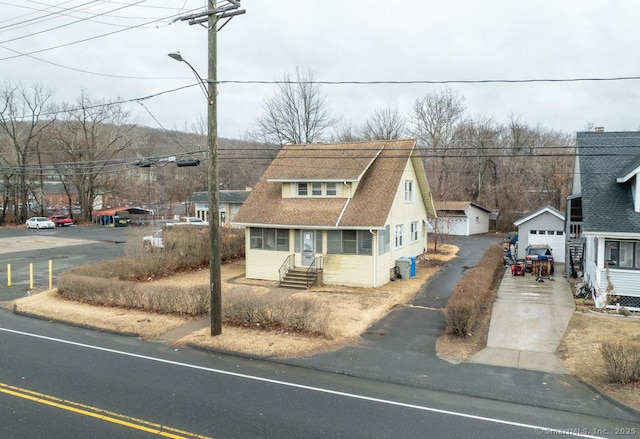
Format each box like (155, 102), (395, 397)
(232, 139), (436, 229)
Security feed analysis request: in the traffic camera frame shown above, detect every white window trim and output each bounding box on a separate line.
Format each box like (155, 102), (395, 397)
(395, 224), (404, 248)
(404, 180), (415, 202)
(410, 221), (419, 243)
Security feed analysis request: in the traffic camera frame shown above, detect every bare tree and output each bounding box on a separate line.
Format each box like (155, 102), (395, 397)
(410, 88), (466, 199)
(0, 82), (55, 223)
(330, 121), (362, 143)
(47, 90), (138, 221)
(361, 105), (406, 140)
(251, 68), (335, 145)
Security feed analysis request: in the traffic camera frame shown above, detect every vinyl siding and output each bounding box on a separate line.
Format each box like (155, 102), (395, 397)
(516, 212), (565, 260)
(323, 254), (374, 287)
(467, 205), (489, 235)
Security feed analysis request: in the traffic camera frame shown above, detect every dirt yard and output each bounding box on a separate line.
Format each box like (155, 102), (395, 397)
(5, 244), (640, 412)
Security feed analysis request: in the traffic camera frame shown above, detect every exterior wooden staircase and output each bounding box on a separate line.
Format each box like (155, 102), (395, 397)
(279, 267), (320, 290)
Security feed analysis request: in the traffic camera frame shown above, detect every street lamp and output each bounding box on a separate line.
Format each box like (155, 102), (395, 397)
(168, 52), (211, 104)
(169, 50), (222, 336)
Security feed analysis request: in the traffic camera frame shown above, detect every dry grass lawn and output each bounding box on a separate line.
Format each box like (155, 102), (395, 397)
(557, 307), (640, 412)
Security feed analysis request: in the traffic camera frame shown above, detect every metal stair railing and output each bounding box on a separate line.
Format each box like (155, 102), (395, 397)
(279, 254), (295, 283)
(306, 256), (323, 288)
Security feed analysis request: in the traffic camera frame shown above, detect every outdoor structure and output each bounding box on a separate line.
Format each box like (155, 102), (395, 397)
(514, 205), (566, 263)
(91, 206), (154, 226)
(191, 190), (251, 227)
(232, 139), (437, 288)
(429, 201), (491, 236)
(566, 131), (640, 309)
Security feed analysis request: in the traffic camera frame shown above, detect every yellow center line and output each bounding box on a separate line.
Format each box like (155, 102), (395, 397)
(0, 382), (212, 439)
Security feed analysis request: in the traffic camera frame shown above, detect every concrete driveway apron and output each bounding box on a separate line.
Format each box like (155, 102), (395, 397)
(470, 269), (575, 374)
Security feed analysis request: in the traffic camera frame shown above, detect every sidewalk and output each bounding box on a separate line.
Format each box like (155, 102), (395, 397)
(469, 270), (575, 373)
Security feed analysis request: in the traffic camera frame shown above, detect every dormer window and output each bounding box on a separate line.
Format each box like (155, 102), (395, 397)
(294, 182), (339, 197)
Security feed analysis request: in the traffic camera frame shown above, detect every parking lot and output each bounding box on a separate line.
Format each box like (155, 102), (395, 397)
(0, 225), (138, 301)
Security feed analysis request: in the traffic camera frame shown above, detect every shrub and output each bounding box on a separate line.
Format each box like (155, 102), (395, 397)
(58, 272), (209, 316)
(445, 296), (476, 337)
(600, 340), (640, 383)
(223, 291), (330, 336)
(444, 245), (505, 336)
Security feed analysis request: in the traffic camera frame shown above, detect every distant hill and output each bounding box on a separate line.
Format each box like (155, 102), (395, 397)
(130, 126), (280, 190)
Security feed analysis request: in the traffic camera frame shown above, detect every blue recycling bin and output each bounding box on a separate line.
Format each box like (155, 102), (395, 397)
(408, 256), (417, 277)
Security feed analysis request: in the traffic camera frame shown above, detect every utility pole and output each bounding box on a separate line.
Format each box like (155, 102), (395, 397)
(207, 1), (221, 336)
(174, 0), (245, 336)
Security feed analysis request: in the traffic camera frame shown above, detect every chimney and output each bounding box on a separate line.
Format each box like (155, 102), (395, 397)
(595, 127), (604, 133)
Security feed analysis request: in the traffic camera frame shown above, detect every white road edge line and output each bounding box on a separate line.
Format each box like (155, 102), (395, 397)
(0, 326), (606, 438)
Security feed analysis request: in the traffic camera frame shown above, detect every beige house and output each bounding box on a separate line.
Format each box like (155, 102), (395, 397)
(232, 139), (437, 288)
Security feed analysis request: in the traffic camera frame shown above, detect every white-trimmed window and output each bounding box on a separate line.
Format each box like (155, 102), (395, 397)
(395, 224), (404, 248)
(311, 182), (322, 196)
(404, 180), (415, 202)
(410, 221), (419, 242)
(297, 182), (308, 196)
(326, 182), (337, 196)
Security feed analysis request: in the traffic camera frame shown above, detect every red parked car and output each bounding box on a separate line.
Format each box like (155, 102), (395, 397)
(48, 215), (74, 227)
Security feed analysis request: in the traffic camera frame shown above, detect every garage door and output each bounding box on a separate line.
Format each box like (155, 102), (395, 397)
(530, 229), (565, 262)
(449, 218), (468, 236)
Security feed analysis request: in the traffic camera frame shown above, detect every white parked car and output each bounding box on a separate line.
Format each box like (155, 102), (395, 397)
(166, 216), (209, 227)
(26, 216), (55, 229)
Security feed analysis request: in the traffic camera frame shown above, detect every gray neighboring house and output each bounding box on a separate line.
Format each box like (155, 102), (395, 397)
(566, 131), (640, 310)
(514, 205), (566, 263)
(191, 190), (251, 227)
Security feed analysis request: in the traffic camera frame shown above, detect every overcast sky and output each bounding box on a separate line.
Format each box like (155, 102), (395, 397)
(3, 1), (640, 140)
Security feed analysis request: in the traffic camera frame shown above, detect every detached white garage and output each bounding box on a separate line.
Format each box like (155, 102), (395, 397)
(514, 205), (566, 262)
(431, 201), (491, 236)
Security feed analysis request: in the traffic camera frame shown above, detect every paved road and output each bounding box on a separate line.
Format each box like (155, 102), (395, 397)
(1, 312), (638, 438)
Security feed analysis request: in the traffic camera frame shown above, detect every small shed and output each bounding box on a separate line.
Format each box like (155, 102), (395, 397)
(431, 201), (491, 236)
(514, 205), (565, 262)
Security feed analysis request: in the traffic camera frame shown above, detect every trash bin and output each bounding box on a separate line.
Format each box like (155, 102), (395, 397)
(408, 256), (417, 277)
(395, 259), (411, 279)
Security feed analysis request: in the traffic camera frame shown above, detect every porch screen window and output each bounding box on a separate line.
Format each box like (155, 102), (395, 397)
(379, 225), (390, 255)
(604, 240), (640, 270)
(250, 228), (263, 249)
(250, 228), (289, 251)
(276, 230), (289, 251)
(326, 230), (372, 255)
(358, 231), (372, 255)
(343, 230), (357, 254)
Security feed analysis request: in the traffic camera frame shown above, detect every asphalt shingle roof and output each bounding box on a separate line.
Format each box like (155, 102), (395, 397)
(233, 139), (429, 228)
(577, 131), (640, 234)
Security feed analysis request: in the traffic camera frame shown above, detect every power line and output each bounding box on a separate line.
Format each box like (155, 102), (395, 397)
(0, 3), (203, 61)
(216, 76), (640, 86)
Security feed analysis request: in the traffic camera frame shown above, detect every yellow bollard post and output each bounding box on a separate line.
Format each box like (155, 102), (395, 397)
(7, 264), (11, 287)
(29, 263), (33, 290)
(49, 260), (53, 290)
